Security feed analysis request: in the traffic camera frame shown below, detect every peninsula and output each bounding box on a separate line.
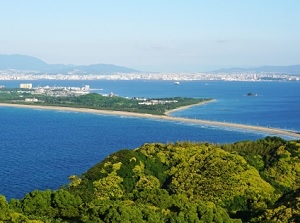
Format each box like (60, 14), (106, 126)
(0, 85), (299, 138)
(0, 85), (210, 115)
(0, 102), (299, 139)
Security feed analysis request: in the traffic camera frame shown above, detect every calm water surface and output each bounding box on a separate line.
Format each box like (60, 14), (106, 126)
(1, 80), (299, 199)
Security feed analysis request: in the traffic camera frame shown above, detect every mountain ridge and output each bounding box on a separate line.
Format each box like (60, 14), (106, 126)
(0, 54), (139, 74)
(210, 64), (300, 75)
(2, 54), (300, 74)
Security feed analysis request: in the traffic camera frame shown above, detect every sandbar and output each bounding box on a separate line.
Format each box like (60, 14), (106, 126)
(1, 102), (299, 139)
(164, 99), (216, 116)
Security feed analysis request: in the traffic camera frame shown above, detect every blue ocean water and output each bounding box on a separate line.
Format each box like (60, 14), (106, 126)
(0, 80), (299, 200)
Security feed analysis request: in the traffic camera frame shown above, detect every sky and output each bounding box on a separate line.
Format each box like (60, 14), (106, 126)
(1, 0), (300, 72)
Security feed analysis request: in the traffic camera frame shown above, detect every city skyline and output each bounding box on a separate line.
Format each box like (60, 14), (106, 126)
(1, 0), (300, 72)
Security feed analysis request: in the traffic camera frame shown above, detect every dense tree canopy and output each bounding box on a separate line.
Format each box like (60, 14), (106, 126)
(1, 137), (299, 222)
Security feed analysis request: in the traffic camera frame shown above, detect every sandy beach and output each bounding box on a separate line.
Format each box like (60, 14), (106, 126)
(164, 99), (216, 116)
(1, 102), (299, 139)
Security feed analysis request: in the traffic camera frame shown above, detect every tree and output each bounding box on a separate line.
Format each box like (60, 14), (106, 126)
(51, 189), (82, 219)
(21, 190), (56, 217)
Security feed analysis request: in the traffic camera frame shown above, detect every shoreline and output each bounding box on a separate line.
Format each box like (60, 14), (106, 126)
(164, 99), (216, 115)
(1, 102), (299, 139)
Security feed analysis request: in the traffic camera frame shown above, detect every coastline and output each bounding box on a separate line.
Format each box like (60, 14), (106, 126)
(0, 102), (299, 139)
(164, 99), (216, 116)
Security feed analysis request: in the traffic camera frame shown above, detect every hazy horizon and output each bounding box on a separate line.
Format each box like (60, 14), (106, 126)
(2, 53), (300, 74)
(1, 0), (300, 72)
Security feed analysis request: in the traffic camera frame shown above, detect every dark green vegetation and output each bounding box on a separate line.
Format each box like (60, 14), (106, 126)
(0, 88), (210, 115)
(0, 88), (33, 101)
(1, 137), (299, 222)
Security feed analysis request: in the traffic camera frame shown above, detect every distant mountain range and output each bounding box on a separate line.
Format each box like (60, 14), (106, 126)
(1, 54), (299, 75)
(211, 65), (300, 75)
(0, 54), (139, 74)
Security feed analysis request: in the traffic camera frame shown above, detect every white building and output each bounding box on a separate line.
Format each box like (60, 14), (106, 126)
(25, 98), (38, 102)
(20, 83), (32, 89)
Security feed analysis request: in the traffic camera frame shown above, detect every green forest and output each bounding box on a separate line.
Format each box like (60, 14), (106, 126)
(0, 88), (210, 115)
(1, 136), (299, 222)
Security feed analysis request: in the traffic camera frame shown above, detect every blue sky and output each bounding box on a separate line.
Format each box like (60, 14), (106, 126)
(1, 0), (300, 72)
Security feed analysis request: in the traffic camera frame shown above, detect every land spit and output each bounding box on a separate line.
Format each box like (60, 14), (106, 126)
(1, 102), (299, 139)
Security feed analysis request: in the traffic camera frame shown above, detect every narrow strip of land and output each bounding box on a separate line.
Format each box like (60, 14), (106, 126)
(164, 99), (216, 116)
(1, 103), (299, 139)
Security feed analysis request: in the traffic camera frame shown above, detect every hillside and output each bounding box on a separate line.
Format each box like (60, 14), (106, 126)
(0, 137), (299, 222)
(0, 54), (139, 74)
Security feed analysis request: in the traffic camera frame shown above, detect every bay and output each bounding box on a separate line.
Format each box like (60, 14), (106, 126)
(0, 80), (299, 200)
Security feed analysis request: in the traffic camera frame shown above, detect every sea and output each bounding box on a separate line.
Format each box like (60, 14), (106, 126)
(1, 80), (300, 200)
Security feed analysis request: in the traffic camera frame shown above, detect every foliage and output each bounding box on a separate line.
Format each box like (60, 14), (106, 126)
(1, 137), (299, 222)
(0, 89), (211, 115)
(254, 189), (300, 222)
(221, 137), (300, 193)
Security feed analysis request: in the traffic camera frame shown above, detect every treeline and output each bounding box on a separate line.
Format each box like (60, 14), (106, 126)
(0, 88), (33, 101)
(40, 94), (210, 115)
(0, 91), (210, 115)
(0, 137), (299, 222)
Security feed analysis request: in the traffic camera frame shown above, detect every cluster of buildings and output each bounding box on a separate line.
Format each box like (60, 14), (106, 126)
(0, 70), (299, 81)
(32, 85), (90, 97)
(19, 83), (89, 95)
(16, 83), (90, 102)
(14, 83), (178, 106)
(137, 98), (178, 106)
